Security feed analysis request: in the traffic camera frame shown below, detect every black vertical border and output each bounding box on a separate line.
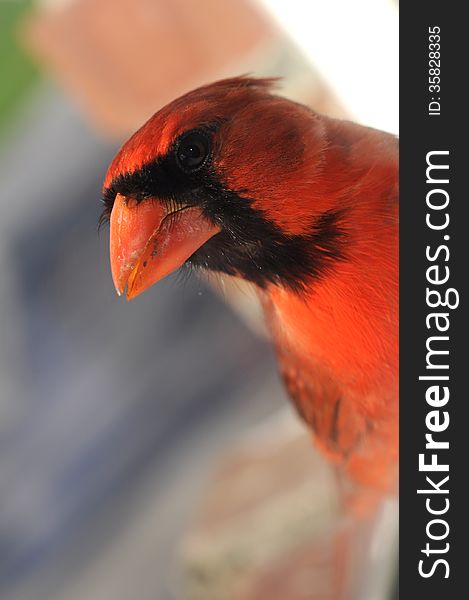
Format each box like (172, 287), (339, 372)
(400, 4), (465, 597)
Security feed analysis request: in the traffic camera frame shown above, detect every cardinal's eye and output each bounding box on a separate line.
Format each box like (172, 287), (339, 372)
(176, 131), (210, 172)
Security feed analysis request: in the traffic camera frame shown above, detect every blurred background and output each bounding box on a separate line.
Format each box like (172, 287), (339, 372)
(0, 1), (398, 599)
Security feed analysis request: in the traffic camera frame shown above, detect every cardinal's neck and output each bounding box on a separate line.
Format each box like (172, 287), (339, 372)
(260, 214), (398, 402)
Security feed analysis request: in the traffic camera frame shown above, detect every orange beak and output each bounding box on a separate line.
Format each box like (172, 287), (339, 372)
(110, 193), (220, 300)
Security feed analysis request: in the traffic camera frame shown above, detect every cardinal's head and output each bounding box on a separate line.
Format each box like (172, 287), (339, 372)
(101, 77), (348, 299)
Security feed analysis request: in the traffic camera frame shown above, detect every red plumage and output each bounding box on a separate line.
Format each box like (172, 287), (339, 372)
(103, 76), (398, 506)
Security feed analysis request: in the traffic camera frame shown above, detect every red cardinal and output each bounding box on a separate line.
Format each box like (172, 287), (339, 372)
(102, 76), (398, 509)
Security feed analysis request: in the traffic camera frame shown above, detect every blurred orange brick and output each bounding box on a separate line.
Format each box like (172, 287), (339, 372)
(21, 0), (275, 137)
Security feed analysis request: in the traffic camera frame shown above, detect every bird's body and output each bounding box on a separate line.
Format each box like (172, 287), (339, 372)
(102, 77), (398, 503)
(259, 115), (398, 498)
